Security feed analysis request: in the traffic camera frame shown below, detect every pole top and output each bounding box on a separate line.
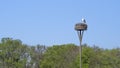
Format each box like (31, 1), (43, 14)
(75, 18), (87, 31)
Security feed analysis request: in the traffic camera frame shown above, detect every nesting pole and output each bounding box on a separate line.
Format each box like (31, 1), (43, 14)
(75, 18), (87, 68)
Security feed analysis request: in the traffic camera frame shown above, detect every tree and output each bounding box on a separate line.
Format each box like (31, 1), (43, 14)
(0, 38), (27, 68)
(29, 45), (46, 68)
(0, 37), (120, 68)
(40, 44), (79, 68)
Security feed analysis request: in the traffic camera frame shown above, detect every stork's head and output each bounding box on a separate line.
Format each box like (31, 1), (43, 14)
(81, 18), (86, 23)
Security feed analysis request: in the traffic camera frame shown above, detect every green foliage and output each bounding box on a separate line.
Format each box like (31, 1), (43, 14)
(0, 38), (46, 68)
(40, 44), (79, 68)
(0, 38), (27, 68)
(40, 44), (120, 68)
(0, 37), (120, 68)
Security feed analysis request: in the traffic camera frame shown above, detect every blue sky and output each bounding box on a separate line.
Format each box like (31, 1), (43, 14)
(0, 0), (120, 49)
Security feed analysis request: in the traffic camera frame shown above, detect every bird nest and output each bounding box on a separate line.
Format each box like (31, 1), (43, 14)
(75, 23), (87, 31)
